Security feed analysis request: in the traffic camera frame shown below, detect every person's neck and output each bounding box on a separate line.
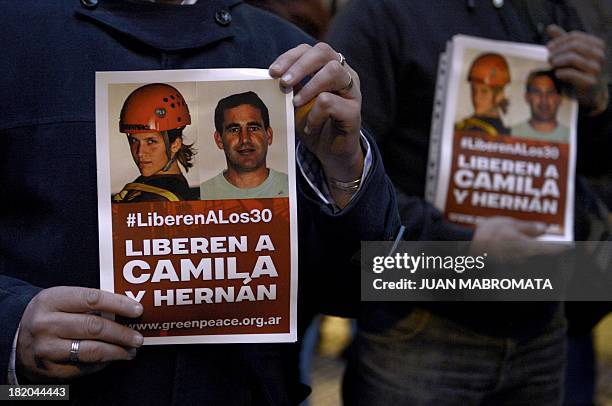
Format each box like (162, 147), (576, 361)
(152, 162), (182, 176)
(224, 167), (270, 189)
(476, 109), (500, 119)
(529, 118), (558, 133)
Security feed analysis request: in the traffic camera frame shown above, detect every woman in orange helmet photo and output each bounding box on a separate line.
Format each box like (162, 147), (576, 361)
(456, 53), (512, 136)
(113, 83), (197, 203)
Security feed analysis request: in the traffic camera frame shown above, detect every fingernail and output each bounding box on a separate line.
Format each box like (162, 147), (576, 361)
(270, 63), (281, 71)
(127, 348), (138, 359)
(133, 333), (144, 347)
(303, 125), (310, 135)
(281, 73), (293, 83)
(134, 303), (143, 314)
(293, 93), (303, 105)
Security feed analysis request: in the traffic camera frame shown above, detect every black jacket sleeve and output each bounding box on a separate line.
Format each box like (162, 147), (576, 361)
(0, 276), (41, 384)
(297, 129), (401, 319)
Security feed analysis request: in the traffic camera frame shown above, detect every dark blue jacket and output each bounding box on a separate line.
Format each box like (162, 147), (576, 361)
(0, 1), (401, 404)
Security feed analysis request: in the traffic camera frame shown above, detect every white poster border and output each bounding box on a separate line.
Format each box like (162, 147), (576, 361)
(434, 35), (576, 241)
(96, 69), (298, 344)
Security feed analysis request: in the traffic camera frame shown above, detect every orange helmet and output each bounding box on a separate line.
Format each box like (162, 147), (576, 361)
(119, 83), (191, 134)
(467, 53), (511, 88)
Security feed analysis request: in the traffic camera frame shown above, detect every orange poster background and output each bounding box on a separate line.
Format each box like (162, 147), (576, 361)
(111, 198), (291, 337)
(445, 131), (569, 235)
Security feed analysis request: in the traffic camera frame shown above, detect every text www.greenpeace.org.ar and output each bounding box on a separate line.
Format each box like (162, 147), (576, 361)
(128, 316), (283, 331)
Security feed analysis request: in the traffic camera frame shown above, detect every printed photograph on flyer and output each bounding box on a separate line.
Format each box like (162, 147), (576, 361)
(431, 36), (577, 241)
(95, 69), (298, 344)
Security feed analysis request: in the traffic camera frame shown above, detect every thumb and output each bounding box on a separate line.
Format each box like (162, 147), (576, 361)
(512, 219), (547, 238)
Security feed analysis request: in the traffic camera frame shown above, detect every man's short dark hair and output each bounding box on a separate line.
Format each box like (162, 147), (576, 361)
(526, 70), (562, 94)
(214, 91), (270, 132)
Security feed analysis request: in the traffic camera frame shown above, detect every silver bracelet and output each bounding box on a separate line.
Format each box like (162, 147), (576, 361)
(327, 177), (361, 193)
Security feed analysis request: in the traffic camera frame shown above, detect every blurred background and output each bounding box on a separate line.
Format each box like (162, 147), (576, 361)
(244, 1), (612, 405)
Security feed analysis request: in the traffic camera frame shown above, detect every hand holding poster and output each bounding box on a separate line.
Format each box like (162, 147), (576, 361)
(427, 35), (577, 241)
(96, 69), (298, 344)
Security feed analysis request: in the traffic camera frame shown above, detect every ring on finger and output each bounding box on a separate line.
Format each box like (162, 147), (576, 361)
(69, 339), (81, 363)
(336, 72), (354, 95)
(337, 52), (347, 67)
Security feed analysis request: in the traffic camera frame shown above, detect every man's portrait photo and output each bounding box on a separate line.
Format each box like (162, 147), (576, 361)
(511, 70), (570, 143)
(200, 91), (289, 200)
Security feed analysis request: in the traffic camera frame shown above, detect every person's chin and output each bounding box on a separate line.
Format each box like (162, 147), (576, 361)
(233, 157), (257, 168)
(139, 168), (158, 177)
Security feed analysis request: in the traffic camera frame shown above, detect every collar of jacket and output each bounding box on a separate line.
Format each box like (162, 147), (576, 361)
(73, 0), (242, 52)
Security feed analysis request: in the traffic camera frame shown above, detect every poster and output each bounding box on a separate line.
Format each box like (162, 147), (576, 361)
(96, 69), (298, 344)
(427, 35), (577, 241)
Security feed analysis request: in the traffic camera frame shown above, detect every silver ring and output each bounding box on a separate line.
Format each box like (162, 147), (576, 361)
(69, 339), (81, 363)
(337, 73), (354, 95)
(337, 52), (347, 67)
